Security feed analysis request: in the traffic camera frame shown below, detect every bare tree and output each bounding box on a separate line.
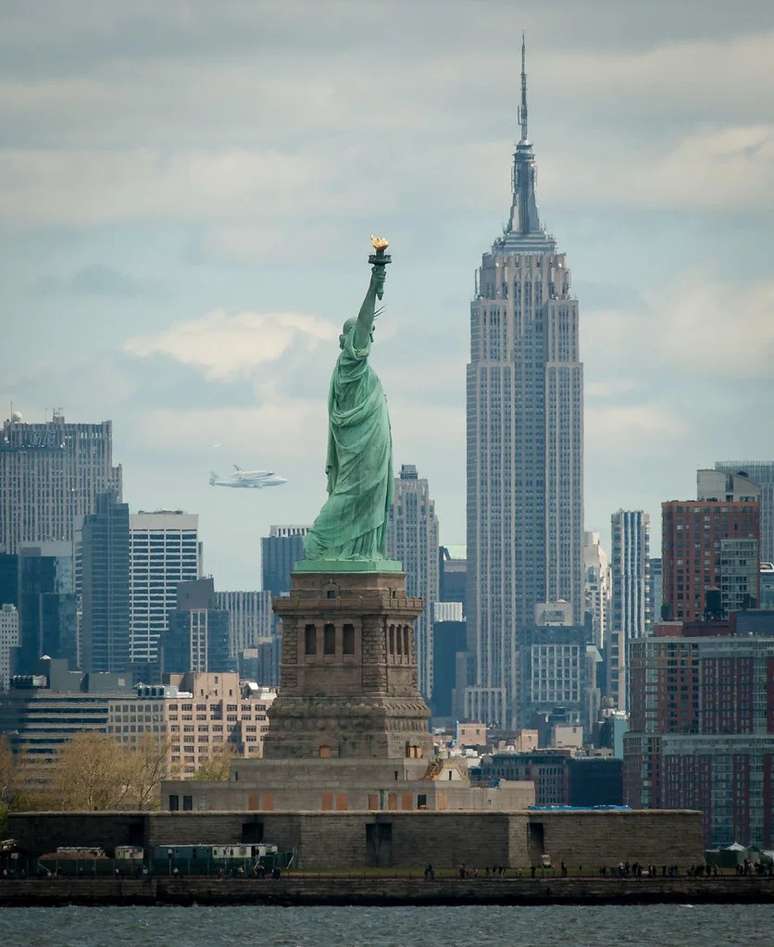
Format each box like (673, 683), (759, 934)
(192, 743), (235, 782)
(51, 733), (136, 811)
(0, 736), (13, 807)
(129, 733), (170, 810)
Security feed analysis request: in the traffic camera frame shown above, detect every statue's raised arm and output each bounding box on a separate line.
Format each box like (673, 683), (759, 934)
(301, 236), (397, 568)
(353, 235), (389, 349)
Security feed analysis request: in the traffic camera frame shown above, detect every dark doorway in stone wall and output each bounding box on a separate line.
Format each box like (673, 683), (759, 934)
(241, 820), (264, 844)
(528, 821), (545, 862)
(366, 822), (393, 867)
(128, 821), (144, 846)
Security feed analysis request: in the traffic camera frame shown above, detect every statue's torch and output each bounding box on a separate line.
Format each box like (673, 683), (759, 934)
(368, 234), (391, 300)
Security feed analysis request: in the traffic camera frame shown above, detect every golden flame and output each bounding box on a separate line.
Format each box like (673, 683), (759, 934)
(370, 234), (389, 252)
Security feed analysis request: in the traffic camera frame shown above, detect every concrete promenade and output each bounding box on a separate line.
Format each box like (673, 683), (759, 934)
(2, 875), (774, 907)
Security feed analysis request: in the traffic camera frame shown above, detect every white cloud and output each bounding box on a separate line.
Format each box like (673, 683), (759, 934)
(586, 403), (686, 447)
(538, 32), (774, 109)
(124, 309), (336, 381)
(132, 402), (327, 461)
(586, 276), (774, 379)
(537, 123), (774, 214)
(0, 148), (331, 226)
(585, 379), (638, 400)
(1, 26), (773, 233)
(653, 279), (774, 375)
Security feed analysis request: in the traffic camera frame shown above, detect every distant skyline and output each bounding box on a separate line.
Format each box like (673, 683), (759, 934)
(1, 1), (773, 587)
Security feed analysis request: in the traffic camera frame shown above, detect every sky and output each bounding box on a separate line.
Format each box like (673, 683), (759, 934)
(1, 0), (773, 588)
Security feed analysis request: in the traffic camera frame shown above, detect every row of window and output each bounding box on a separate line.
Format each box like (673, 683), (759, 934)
(304, 623), (356, 656)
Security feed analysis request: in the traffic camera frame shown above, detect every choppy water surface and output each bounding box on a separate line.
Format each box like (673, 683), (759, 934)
(0, 904), (771, 946)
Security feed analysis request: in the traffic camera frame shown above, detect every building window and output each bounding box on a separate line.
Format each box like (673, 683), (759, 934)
(403, 626), (410, 657)
(417, 794), (428, 809)
(305, 624), (317, 655)
(183, 795), (193, 811)
(343, 624), (355, 655)
(324, 623), (336, 655)
(396, 626), (402, 656)
(169, 795), (179, 811)
(388, 625), (395, 654)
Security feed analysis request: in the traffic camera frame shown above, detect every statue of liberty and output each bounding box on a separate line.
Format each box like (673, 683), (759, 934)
(303, 236), (398, 566)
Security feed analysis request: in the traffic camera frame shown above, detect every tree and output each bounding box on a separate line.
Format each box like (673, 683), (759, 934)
(50, 732), (135, 811)
(0, 737), (13, 834)
(192, 743), (235, 781)
(130, 733), (170, 810)
(0, 732), (170, 813)
(0, 736), (13, 807)
(0, 738), (51, 812)
(47, 732), (171, 811)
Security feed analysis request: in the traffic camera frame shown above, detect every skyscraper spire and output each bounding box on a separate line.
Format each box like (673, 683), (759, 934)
(518, 33), (528, 144)
(506, 34), (542, 238)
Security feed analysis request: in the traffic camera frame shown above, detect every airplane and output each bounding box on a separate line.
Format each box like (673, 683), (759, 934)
(209, 465), (288, 489)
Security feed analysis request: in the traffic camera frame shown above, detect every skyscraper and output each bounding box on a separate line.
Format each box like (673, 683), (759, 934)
(0, 554), (18, 608)
(648, 558), (663, 625)
(465, 42), (584, 726)
(0, 411), (121, 554)
(80, 490), (130, 674)
(439, 545), (467, 611)
(261, 525), (309, 597)
(213, 590), (274, 657)
(163, 578), (233, 675)
(129, 511), (200, 667)
(387, 464), (440, 699)
(0, 604), (19, 691)
(15, 544), (77, 674)
(583, 530), (609, 650)
(714, 462), (774, 561)
(608, 511), (650, 711)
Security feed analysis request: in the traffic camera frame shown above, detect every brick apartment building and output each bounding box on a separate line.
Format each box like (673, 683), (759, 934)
(624, 612), (774, 847)
(662, 499), (760, 623)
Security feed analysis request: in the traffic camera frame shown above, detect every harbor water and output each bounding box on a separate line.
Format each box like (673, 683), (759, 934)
(0, 903), (771, 946)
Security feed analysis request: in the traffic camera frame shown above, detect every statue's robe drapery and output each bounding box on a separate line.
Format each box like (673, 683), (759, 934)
(304, 328), (393, 560)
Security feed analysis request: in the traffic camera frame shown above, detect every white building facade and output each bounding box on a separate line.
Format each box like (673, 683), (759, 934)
(609, 510), (650, 711)
(465, 45), (584, 727)
(0, 604), (19, 691)
(129, 511), (200, 665)
(583, 530), (610, 650)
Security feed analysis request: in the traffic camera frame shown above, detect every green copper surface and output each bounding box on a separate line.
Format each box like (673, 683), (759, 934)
(303, 247), (396, 565)
(294, 558), (403, 574)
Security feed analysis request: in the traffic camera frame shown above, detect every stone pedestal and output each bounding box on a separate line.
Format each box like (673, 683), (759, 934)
(263, 569), (433, 761)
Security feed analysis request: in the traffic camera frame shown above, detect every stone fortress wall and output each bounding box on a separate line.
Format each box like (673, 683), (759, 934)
(8, 809), (704, 871)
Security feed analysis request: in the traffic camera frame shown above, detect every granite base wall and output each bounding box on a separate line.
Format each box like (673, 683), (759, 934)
(535, 811), (705, 868)
(4, 876), (774, 907)
(8, 809), (704, 870)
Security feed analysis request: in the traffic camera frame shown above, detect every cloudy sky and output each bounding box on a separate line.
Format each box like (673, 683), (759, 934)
(1, 0), (773, 588)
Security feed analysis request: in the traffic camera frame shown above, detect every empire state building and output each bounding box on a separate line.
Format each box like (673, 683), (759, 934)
(465, 42), (584, 727)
